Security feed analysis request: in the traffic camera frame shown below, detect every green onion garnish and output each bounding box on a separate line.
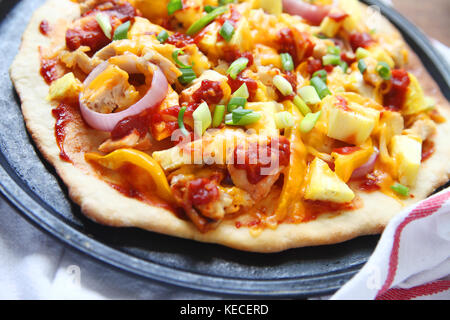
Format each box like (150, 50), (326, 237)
(273, 75), (293, 96)
(192, 102), (212, 136)
(219, 0), (235, 5)
(390, 183), (410, 197)
(227, 57), (249, 80)
(157, 30), (169, 43)
(113, 21), (130, 41)
(327, 46), (341, 56)
(356, 47), (370, 60)
(96, 13), (112, 39)
(312, 69), (327, 82)
(298, 86), (321, 105)
(187, 6), (229, 36)
(227, 97), (247, 112)
(275, 111), (295, 129)
(299, 111), (322, 133)
(310, 76), (331, 99)
(212, 105), (226, 128)
(293, 95), (312, 116)
(377, 62), (392, 80)
(322, 54), (341, 66)
(358, 59), (367, 74)
(226, 108), (261, 126)
(167, 0), (183, 15)
(280, 53), (294, 72)
(178, 67), (197, 85)
(172, 49), (192, 68)
(204, 5), (217, 13)
(339, 61), (348, 73)
(178, 106), (189, 136)
(219, 20), (235, 42)
(232, 83), (249, 99)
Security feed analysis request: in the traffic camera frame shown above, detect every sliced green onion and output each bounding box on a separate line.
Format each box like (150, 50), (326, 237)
(219, 20), (235, 42)
(96, 13), (112, 39)
(113, 21), (130, 41)
(339, 61), (348, 73)
(280, 53), (294, 72)
(178, 106), (189, 136)
(358, 59), (367, 74)
(327, 46), (341, 56)
(219, 0), (235, 5)
(275, 111), (295, 129)
(167, 0), (183, 15)
(227, 96), (247, 112)
(226, 109), (261, 126)
(293, 95), (312, 116)
(187, 6), (229, 36)
(178, 67), (197, 85)
(212, 105), (226, 128)
(157, 30), (169, 43)
(172, 49), (192, 68)
(356, 47), (370, 60)
(227, 57), (249, 80)
(322, 54), (341, 66)
(299, 111), (321, 133)
(377, 62), (392, 80)
(312, 69), (327, 82)
(310, 76), (331, 99)
(390, 183), (410, 197)
(232, 83), (249, 99)
(204, 5), (217, 13)
(192, 102), (212, 136)
(273, 75), (293, 96)
(314, 33), (328, 39)
(298, 86), (321, 105)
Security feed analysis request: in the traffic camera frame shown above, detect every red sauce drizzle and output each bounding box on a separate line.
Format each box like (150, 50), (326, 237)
(340, 51), (356, 65)
(167, 32), (195, 48)
(51, 104), (73, 163)
(82, 0), (137, 21)
(111, 111), (150, 141)
(187, 178), (220, 206)
(233, 137), (290, 184)
(383, 69), (411, 111)
(192, 80), (224, 105)
(39, 20), (51, 35)
(334, 95), (351, 111)
(306, 58), (323, 76)
(227, 74), (258, 101)
(333, 146), (361, 155)
(421, 140), (435, 162)
(358, 173), (381, 192)
(222, 48), (254, 67)
(349, 32), (374, 51)
(40, 58), (59, 85)
(328, 12), (349, 22)
(277, 28), (298, 64)
(66, 16), (111, 52)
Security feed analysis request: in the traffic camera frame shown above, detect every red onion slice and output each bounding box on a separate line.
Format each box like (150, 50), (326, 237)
(79, 58), (168, 132)
(282, 0), (332, 25)
(351, 150), (379, 180)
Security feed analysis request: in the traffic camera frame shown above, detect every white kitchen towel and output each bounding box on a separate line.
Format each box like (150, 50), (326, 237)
(332, 189), (450, 300)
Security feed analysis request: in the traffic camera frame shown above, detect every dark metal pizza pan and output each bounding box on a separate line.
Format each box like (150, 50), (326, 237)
(0, 0), (448, 298)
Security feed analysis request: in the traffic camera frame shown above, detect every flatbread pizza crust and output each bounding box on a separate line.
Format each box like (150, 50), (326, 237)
(10, 0), (450, 252)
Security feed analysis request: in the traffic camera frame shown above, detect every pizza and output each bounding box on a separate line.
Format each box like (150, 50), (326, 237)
(10, 0), (450, 252)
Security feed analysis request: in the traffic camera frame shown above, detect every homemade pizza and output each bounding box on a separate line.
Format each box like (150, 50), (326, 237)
(10, 0), (450, 252)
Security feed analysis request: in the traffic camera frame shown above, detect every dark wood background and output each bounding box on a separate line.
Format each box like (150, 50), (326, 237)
(393, 0), (450, 46)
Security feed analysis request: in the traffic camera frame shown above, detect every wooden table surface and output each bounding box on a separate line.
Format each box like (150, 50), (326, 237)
(392, 0), (450, 46)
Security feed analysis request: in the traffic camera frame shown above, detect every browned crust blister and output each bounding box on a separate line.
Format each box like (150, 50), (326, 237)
(10, 0), (450, 252)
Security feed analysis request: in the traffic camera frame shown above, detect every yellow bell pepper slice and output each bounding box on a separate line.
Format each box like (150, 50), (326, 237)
(85, 149), (173, 202)
(276, 102), (308, 222)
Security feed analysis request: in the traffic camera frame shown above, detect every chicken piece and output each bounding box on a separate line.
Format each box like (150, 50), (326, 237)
(59, 46), (103, 75)
(98, 132), (152, 153)
(404, 118), (436, 141)
(82, 64), (140, 113)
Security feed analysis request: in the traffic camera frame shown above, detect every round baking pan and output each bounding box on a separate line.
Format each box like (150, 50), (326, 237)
(0, 0), (448, 298)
